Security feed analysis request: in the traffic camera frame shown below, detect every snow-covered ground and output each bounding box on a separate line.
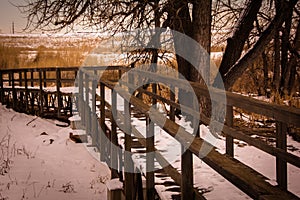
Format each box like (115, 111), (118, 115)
(0, 103), (110, 200)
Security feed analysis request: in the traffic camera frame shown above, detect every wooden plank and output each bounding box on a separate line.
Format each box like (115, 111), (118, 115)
(276, 122), (287, 190)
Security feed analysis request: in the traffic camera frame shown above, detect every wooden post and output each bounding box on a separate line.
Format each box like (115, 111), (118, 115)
(8, 71), (12, 86)
(0, 71), (3, 103)
(124, 72), (134, 200)
(19, 71), (22, 86)
(39, 70), (43, 115)
(85, 73), (90, 136)
(43, 70), (47, 87)
(12, 71), (16, 109)
(100, 83), (106, 162)
(118, 69), (122, 87)
(78, 70), (84, 125)
(181, 146), (194, 200)
(43, 70), (48, 112)
(226, 105), (234, 157)
(24, 70), (29, 112)
(111, 89), (118, 179)
(276, 121), (287, 190)
(56, 68), (61, 118)
(18, 71), (24, 110)
(30, 70), (34, 87)
(169, 85), (175, 122)
(91, 79), (97, 146)
(146, 116), (155, 200)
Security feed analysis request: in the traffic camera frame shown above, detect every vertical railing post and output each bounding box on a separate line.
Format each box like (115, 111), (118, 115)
(276, 121), (287, 190)
(181, 146), (194, 200)
(181, 93), (194, 200)
(111, 89), (118, 178)
(0, 70), (3, 103)
(226, 105), (234, 157)
(91, 77), (97, 146)
(78, 70), (84, 125)
(8, 71), (12, 86)
(24, 69), (29, 112)
(56, 68), (61, 118)
(169, 85), (175, 122)
(100, 83), (106, 162)
(146, 116), (155, 200)
(43, 70), (47, 87)
(146, 67), (156, 200)
(39, 70), (43, 115)
(12, 71), (16, 109)
(30, 70), (35, 114)
(19, 71), (22, 86)
(43, 70), (48, 112)
(124, 72), (134, 200)
(85, 73), (90, 137)
(30, 70), (34, 87)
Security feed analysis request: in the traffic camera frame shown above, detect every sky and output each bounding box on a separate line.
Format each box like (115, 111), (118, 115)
(0, 0), (27, 33)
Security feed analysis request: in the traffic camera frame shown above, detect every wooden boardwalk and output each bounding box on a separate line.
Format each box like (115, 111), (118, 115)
(1, 66), (300, 200)
(0, 67), (78, 121)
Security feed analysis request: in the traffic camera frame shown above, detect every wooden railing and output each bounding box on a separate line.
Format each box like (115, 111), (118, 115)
(1, 66), (299, 199)
(77, 65), (300, 200)
(0, 67), (78, 120)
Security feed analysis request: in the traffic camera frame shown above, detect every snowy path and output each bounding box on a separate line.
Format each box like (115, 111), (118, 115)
(0, 104), (110, 200)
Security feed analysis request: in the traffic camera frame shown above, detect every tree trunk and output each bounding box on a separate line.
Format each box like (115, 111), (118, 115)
(285, 20), (300, 96)
(221, 0), (297, 90)
(273, 29), (281, 93)
(191, 0), (212, 84)
(217, 0), (262, 79)
(280, 6), (293, 96)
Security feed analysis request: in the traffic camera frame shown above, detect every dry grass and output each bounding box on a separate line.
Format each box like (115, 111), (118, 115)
(0, 35), (101, 69)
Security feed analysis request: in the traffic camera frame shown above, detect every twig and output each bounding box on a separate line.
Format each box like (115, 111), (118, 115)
(26, 117), (38, 126)
(10, 114), (16, 121)
(37, 185), (44, 198)
(25, 172), (31, 184)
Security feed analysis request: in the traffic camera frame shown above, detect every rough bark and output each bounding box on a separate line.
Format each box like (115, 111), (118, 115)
(191, 0), (212, 84)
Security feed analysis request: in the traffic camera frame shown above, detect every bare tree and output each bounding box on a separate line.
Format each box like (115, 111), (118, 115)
(18, 0), (300, 99)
